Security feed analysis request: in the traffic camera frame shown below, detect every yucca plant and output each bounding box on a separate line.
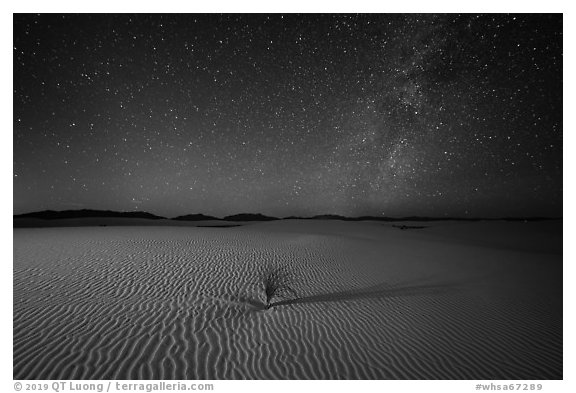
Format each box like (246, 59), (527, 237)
(260, 265), (297, 309)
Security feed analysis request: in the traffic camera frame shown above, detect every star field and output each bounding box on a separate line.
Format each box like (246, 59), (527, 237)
(13, 14), (562, 218)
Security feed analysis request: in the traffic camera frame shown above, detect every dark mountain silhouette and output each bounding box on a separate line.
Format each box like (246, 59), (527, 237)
(223, 213), (279, 221)
(172, 214), (221, 221)
(14, 210), (560, 225)
(14, 209), (166, 220)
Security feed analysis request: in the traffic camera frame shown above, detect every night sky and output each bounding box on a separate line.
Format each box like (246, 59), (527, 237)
(13, 14), (562, 218)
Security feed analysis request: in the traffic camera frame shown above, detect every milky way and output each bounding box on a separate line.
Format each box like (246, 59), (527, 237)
(13, 14), (562, 218)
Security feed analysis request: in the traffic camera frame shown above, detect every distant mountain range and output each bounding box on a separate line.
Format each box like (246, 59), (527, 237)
(14, 209), (560, 223)
(14, 209), (166, 220)
(223, 213), (279, 221)
(13, 210), (281, 222)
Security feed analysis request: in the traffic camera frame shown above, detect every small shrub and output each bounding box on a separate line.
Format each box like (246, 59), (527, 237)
(260, 265), (297, 309)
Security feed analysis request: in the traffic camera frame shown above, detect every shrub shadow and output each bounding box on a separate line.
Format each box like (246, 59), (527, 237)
(268, 279), (465, 308)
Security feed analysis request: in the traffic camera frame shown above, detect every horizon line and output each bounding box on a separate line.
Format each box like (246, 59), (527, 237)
(13, 208), (563, 221)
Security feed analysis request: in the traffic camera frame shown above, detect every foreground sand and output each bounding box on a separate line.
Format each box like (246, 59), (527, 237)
(13, 220), (562, 379)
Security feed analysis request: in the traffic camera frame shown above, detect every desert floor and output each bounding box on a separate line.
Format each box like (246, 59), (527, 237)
(13, 220), (562, 379)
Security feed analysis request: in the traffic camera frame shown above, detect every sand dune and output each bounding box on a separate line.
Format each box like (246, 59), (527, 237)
(13, 220), (562, 379)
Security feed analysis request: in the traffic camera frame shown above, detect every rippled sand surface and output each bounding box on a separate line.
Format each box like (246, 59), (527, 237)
(13, 220), (562, 379)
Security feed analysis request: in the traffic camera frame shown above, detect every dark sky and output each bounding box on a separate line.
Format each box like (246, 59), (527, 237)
(13, 14), (562, 218)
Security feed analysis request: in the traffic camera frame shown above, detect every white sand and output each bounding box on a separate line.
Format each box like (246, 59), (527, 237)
(13, 220), (562, 379)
